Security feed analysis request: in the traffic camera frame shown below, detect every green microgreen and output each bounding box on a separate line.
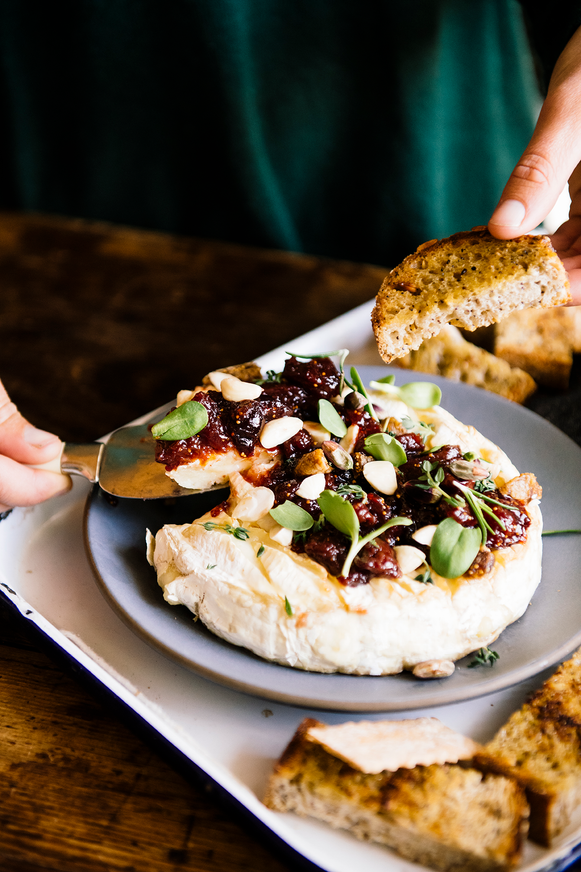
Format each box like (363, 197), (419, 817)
(400, 416), (435, 439)
(468, 647), (499, 668)
(349, 366), (378, 421)
(317, 489), (411, 577)
(199, 521), (250, 540)
(318, 398), (348, 438)
(257, 544), (265, 557)
(429, 518), (482, 579)
(206, 564), (217, 570)
(151, 400), (208, 441)
(257, 369), (283, 385)
(542, 528), (581, 536)
(284, 596), (293, 616)
(270, 501), (315, 531)
(369, 380), (442, 409)
(286, 349), (345, 359)
(364, 432), (407, 466)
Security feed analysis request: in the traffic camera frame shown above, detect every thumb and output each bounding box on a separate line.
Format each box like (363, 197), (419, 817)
(0, 378), (63, 465)
(489, 26), (581, 239)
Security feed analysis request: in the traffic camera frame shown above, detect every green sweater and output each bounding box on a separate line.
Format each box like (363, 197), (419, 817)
(0, 0), (556, 264)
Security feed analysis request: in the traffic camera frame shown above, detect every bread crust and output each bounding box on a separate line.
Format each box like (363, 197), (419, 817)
(373, 229), (570, 363)
(395, 325), (537, 403)
(264, 717), (529, 872)
(473, 647), (581, 847)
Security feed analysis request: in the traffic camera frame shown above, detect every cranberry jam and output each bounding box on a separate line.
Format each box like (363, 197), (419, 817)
(155, 356), (531, 586)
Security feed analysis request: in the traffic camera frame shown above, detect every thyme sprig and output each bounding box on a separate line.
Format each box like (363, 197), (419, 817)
(199, 521), (250, 540)
(468, 647), (499, 668)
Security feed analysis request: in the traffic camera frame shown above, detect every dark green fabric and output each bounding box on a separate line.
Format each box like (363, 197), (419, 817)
(0, 0), (540, 264)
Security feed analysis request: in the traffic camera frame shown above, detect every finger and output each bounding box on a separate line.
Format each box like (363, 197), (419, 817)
(0, 379), (63, 465)
(489, 27), (581, 239)
(0, 454), (72, 511)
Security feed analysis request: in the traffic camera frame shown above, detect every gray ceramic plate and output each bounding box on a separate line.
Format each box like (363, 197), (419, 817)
(84, 366), (581, 711)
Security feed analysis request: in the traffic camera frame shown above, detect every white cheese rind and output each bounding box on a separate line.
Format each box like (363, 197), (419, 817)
(150, 404), (543, 675)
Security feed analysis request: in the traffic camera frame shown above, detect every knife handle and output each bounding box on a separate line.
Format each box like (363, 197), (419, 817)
(60, 443), (103, 483)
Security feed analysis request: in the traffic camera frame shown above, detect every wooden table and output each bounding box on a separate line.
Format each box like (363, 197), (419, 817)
(0, 213), (388, 872)
(1, 212), (580, 872)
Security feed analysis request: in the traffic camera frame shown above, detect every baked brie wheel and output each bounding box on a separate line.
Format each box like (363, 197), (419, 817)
(148, 354), (542, 676)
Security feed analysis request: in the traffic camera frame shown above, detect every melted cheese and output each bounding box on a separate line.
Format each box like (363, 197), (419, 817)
(150, 403), (543, 675)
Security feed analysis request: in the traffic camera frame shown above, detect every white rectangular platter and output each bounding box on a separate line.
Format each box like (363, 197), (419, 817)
(1, 298), (580, 872)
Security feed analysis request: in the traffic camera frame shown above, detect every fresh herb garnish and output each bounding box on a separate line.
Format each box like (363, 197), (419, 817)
(286, 350), (345, 359)
(414, 568), (433, 584)
(369, 380), (442, 409)
(336, 482), (367, 500)
(270, 501), (315, 531)
(349, 366), (378, 421)
(317, 489), (411, 577)
(318, 398), (347, 438)
(151, 400), (208, 441)
(199, 521), (250, 540)
(284, 596), (293, 616)
(364, 432), (407, 466)
(257, 544), (265, 557)
(400, 416), (435, 439)
(206, 564), (217, 570)
(474, 478), (496, 493)
(429, 517), (482, 579)
(468, 647), (499, 668)
(542, 529), (581, 536)
(258, 369), (283, 384)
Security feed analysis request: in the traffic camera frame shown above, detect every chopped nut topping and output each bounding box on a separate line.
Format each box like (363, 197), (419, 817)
(499, 473), (542, 504)
(295, 449), (331, 477)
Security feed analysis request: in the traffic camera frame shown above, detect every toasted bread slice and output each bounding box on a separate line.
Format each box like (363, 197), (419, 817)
(494, 307), (574, 389)
(474, 647), (581, 847)
(395, 325), (537, 403)
(372, 229), (570, 363)
(264, 718), (529, 872)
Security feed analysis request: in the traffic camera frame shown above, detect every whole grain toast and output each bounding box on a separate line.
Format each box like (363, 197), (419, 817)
(395, 325), (537, 403)
(474, 647), (581, 847)
(264, 718), (529, 872)
(494, 307), (577, 389)
(372, 229), (570, 363)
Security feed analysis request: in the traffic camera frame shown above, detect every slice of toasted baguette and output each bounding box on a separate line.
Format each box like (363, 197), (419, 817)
(264, 718), (529, 872)
(372, 229), (570, 363)
(494, 307), (574, 389)
(474, 647), (581, 847)
(395, 325), (537, 403)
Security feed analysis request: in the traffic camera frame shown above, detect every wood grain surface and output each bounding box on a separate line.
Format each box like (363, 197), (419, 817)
(1, 212), (580, 872)
(0, 212), (387, 872)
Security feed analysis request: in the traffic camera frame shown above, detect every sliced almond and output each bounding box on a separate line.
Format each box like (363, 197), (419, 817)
(207, 370), (229, 390)
(221, 376), (263, 402)
(296, 473), (326, 500)
(340, 424), (360, 454)
(176, 389), (195, 407)
(231, 486), (275, 522)
(269, 524), (294, 546)
(363, 460), (397, 494)
(260, 417), (303, 449)
(394, 544), (425, 575)
(411, 524), (438, 547)
(303, 421), (331, 445)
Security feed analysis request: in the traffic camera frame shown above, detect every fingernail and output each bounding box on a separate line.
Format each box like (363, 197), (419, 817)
(491, 199), (526, 228)
(23, 425), (60, 448)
